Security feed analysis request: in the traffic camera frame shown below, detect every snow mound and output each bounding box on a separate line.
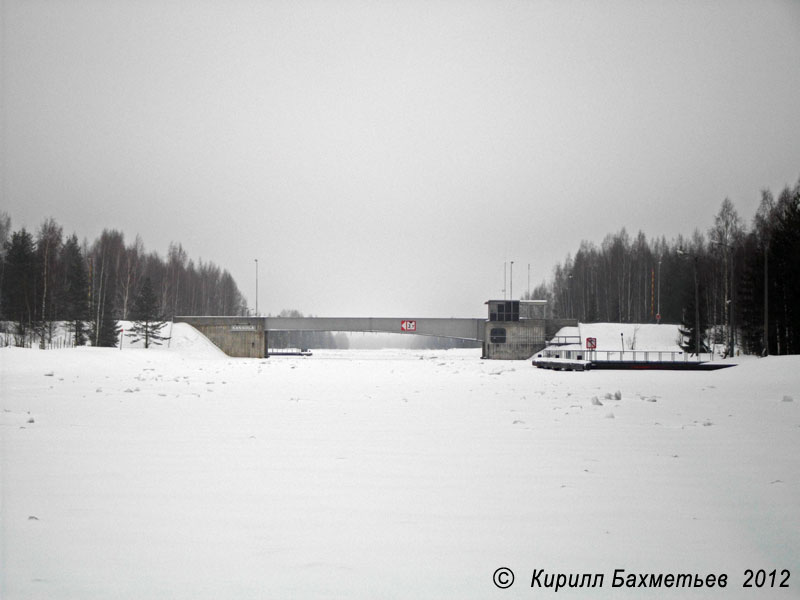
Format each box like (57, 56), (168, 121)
(165, 323), (227, 358)
(117, 321), (224, 357)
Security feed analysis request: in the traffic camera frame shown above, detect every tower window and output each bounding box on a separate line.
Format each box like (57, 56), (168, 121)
(490, 328), (507, 344)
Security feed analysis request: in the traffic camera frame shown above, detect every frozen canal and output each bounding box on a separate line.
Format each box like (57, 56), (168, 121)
(2, 331), (799, 598)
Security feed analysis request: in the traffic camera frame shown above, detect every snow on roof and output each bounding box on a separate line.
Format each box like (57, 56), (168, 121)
(554, 326), (579, 338)
(550, 322), (683, 352)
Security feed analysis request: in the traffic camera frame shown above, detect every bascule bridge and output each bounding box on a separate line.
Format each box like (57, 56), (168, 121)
(175, 300), (576, 360)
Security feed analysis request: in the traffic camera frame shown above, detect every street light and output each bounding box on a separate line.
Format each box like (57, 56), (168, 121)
(254, 258), (259, 317)
(677, 248), (701, 357)
(567, 272), (574, 319)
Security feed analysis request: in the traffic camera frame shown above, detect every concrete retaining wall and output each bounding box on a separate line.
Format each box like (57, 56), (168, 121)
(174, 317), (265, 358)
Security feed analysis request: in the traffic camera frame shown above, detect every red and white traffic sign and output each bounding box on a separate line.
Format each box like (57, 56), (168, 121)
(586, 337), (597, 350)
(401, 320), (417, 332)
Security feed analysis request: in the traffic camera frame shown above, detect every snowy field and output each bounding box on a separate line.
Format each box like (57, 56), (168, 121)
(1, 325), (799, 599)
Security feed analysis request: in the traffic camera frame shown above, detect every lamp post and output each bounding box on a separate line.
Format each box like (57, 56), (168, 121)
(527, 263), (531, 298)
(510, 261), (514, 300)
(254, 258), (259, 317)
(568, 272), (574, 318)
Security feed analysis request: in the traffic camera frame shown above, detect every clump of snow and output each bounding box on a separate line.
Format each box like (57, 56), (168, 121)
(591, 396), (603, 406)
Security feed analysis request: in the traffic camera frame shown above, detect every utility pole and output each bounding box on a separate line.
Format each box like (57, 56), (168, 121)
(763, 239), (769, 356)
(510, 261), (514, 300)
(657, 257), (662, 323)
(730, 250), (736, 357)
(255, 258), (259, 317)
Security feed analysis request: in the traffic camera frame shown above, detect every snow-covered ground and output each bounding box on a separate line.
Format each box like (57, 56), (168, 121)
(2, 324), (798, 599)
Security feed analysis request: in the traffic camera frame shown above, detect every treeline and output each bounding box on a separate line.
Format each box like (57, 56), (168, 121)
(528, 179), (800, 356)
(0, 215), (246, 347)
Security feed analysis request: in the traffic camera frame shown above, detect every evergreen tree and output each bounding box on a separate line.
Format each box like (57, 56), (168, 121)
(0, 212), (12, 320)
(769, 183), (800, 354)
(128, 277), (168, 348)
(92, 276), (119, 347)
(737, 233), (764, 354)
(678, 283), (709, 355)
(2, 229), (37, 344)
(61, 235), (90, 346)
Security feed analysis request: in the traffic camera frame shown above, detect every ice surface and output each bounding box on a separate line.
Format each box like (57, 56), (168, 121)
(1, 336), (799, 599)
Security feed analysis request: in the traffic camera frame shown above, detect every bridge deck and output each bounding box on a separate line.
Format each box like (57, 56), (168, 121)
(175, 316), (486, 342)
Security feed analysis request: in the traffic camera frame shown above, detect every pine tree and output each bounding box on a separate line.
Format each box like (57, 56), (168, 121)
(678, 286), (709, 355)
(769, 183), (800, 354)
(2, 229), (37, 344)
(0, 212), (12, 321)
(61, 235), (89, 346)
(128, 277), (168, 348)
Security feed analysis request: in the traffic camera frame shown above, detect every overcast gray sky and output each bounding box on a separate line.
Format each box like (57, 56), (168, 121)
(2, 0), (799, 318)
